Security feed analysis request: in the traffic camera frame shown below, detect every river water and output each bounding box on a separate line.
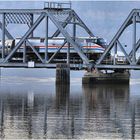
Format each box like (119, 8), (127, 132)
(0, 68), (140, 139)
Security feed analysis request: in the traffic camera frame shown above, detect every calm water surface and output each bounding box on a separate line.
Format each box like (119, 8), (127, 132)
(0, 68), (140, 139)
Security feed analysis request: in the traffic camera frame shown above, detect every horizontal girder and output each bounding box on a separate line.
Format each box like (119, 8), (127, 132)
(95, 64), (140, 70)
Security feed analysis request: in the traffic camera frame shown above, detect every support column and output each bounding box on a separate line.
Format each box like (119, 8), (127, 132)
(56, 63), (70, 84)
(45, 15), (48, 62)
(2, 13), (5, 59)
(132, 14), (136, 64)
(23, 41), (26, 63)
(30, 14), (34, 38)
(113, 42), (117, 65)
(67, 43), (70, 64)
(73, 18), (76, 41)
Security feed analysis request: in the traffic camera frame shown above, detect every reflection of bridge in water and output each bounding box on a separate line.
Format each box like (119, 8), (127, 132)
(0, 2), (140, 71)
(0, 81), (140, 139)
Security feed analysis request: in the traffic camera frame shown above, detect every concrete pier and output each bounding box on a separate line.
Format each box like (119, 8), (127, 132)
(56, 63), (70, 84)
(82, 69), (130, 84)
(55, 84), (70, 107)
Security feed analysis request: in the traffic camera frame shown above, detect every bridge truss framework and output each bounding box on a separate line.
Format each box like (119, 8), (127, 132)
(0, 2), (95, 68)
(0, 3), (140, 70)
(96, 9), (140, 70)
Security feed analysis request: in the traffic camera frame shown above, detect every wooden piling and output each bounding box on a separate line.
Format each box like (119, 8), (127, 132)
(56, 63), (70, 84)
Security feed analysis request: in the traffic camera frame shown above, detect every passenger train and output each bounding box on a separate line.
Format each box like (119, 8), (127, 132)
(0, 37), (107, 61)
(16, 37), (106, 53)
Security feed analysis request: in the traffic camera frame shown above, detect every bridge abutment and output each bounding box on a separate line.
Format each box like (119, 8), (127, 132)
(82, 69), (130, 84)
(56, 63), (70, 85)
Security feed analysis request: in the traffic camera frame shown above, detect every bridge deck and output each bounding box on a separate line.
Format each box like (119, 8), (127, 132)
(0, 63), (83, 69)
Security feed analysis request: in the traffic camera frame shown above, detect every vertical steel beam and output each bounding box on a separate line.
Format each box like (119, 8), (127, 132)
(117, 40), (132, 64)
(2, 13), (5, 59)
(0, 21), (14, 39)
(113, 42), (117, 65)
(23, 41), (26, 63)
(96, 10), (134, 65)
(26, 40), (44, 63)
(51, 14), (73, 38)
(46, 11), (89, 64)
(47, 41), (67, 63)
(67, 43), (70, 64)
(30, 14), (34, 38)
(132, 13), (136, 64)
(73, 17), (76, 41)
(3, 13), (45, 63)
(129, 38), (140, 58)
(45, 15), (48, 62)
(72, 10), (94, 37)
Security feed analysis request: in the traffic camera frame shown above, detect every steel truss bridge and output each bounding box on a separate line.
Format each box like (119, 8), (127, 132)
(96, 9), (140, 70)
(0, 2), (140, 70)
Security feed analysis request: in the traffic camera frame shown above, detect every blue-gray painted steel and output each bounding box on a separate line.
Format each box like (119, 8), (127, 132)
(46, 11), (89, 64)
(26, 40), (44, 63)
(0, 21), (14, 39)
(132, 14), (136, 64)
(51, 12), (73, 38)
(117, 40), (132, 64)
(67, 43), (70, 64)
(47, 41), (67, 63)
(96, 10), (134, 65)
(2, 13), (5, 59)
(23, 41), (26, 63)
(3, 13), (46, 63)
(45, 15), (48, 62)
(0, 7), (140, 70)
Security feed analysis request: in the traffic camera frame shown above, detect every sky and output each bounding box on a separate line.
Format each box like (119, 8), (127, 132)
(0, 1), (140, 51)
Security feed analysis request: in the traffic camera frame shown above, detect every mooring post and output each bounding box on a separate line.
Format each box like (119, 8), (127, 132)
(56, 63), (70, 84)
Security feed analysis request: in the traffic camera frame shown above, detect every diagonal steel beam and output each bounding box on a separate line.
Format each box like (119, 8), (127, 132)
(47, 40), (67, 63)
(129, 14), (140, 59)
(72, 10), (94, 37)
(135, 13), (140, 23)
(136, 55), (140, 64)
(26, 40), (44, 63)
(117, 40), (132, 64)
(132, 13), (137, 64)
(46, 11), (89, 64)
(96, 9), (135, 65)
(0, 21), (14, 39)
(129, 38), (140, 58)
(51, 13), (73, 38)
(3, 13), (45, 63)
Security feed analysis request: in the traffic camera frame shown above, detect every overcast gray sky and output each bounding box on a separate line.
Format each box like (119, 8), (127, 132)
(0, 1), (140, 49)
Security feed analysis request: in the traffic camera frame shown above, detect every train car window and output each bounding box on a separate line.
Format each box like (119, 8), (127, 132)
(97, 38), (107, 47)
(40, 38), (45, 42)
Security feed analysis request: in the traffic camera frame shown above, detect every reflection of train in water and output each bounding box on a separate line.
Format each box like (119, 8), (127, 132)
(1, 37), (107, 62)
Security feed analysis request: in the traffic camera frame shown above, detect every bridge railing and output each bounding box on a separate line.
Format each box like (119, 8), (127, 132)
(102, 56), (127, 65)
